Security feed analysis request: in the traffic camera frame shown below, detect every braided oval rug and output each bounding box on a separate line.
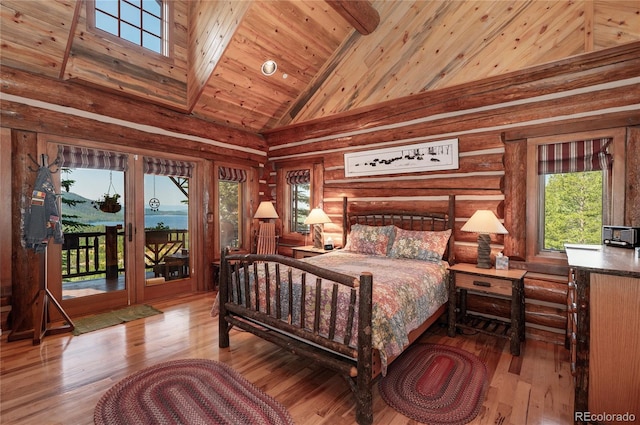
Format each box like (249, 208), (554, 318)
(94, 358), (294, 425)
(379, 343), (488, 425)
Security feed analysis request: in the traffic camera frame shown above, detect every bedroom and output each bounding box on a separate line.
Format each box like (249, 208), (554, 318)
(1, 1), (639, 424)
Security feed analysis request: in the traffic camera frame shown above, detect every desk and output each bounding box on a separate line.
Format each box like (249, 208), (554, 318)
(566, 245), (640, 424)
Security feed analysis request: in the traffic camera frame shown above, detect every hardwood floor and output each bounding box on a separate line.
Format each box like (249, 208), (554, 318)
(0, 293), (574, 424)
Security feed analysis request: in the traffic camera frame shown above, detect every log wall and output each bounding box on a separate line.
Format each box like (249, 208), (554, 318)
(2, 43), (639, 342)
(0, 66), (268, 331)
(265, 42), (640, 344)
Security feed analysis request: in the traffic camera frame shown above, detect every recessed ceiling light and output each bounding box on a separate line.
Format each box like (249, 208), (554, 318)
(261, 60), (277, 76)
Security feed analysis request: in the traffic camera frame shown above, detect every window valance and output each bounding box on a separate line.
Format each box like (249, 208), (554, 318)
(538, 138), (612, 175)
(57, 145), (127, 171)
(285, 169), (310, 184)
(144, 157), (193, 178)
(219, 166), (247, 183)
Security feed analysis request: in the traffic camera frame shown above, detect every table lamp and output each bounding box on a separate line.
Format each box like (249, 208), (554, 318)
(461, 210), (508, 269)
(304, 208), (331, 249)
(254, 201), (279, 221)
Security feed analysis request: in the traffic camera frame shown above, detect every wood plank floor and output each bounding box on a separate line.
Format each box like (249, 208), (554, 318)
(0, 293), (574, 424)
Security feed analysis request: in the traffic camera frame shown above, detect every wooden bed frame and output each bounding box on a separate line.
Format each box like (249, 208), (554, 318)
(219, 196), (455, 425)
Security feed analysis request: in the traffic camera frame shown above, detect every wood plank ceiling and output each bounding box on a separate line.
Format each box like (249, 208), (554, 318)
(1, 0), (638, 135)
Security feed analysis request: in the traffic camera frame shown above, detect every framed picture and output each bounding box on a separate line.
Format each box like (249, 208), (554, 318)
(344, 138), (459, 177)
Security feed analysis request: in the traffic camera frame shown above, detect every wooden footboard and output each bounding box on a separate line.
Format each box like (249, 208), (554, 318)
(218, 195), (455, 424)
(218, 250), (375, 425)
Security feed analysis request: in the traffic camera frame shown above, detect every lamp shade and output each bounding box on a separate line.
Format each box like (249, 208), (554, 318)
(254, 201), (279, 219)
(304, 208), (331, 225)
(460, 210), (508, 235)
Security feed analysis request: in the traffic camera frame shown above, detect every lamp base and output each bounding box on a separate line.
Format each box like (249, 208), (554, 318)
(313, 224), (323, 249)
(476, 233), (492, 269)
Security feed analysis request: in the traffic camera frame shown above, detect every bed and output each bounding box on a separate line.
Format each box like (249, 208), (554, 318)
(218, 196), (455, 425)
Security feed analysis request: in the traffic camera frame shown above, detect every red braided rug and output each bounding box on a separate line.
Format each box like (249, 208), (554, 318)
(94, 358), (294, 425)
(379, 343), (488, 425)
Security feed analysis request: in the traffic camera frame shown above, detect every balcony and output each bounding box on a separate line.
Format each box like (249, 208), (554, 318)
(61, 227), (188, 299)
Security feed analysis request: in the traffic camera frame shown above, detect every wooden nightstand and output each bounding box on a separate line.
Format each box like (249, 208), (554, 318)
(292, 245), (333, 259)
(447, 263), (526, 356)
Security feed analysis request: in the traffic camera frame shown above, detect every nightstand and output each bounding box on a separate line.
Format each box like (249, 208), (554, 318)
(447, 263), (526, 356)
(292, 245), (333, 259)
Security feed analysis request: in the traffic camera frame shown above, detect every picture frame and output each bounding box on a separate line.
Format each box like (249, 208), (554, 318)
(344, 138), (459, 177)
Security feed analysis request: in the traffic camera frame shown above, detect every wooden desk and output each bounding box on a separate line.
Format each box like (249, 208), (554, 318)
(566, 245), (640, 424)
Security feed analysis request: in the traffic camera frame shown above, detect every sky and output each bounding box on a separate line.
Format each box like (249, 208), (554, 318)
(64, 168), (188, 207)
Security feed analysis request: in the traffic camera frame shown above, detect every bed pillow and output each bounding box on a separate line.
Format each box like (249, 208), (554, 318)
(388, 227), (452, 262)
(344, 224), (395, 256)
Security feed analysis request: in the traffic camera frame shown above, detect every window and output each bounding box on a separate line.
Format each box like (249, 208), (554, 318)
(537, 139), (611, 251)
(218, 166), (247, 252)
(287, 170), (311, 233)
(277, 162), (323, 237)
(93, 0), (168, 55)
(526, 129), (625, 261)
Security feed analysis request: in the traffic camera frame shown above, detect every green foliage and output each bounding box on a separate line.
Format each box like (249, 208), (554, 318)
(219, 181), (239, 224)
(292, 183), (310, 232)
(149, 221), (169, 230)
(543, 171), (602, 250)
(219, 181), (240, 248)
(61, 168), (91, 231)
(61, 191), (125, 224)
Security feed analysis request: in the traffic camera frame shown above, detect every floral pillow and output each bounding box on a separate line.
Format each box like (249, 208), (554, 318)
(388, 227), (452, 262)
(344, 224), (395, 256)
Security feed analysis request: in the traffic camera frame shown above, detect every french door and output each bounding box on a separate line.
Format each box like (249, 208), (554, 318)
(45, 139), (199, 317)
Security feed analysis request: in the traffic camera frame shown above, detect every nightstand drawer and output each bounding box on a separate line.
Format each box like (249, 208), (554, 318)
(455, 273), (512, 297)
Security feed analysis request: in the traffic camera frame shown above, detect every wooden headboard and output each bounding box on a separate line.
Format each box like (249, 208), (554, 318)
(341, 195), (456, 263)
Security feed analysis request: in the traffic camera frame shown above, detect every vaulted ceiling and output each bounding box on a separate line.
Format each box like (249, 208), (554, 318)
(1, 1), (638, 135)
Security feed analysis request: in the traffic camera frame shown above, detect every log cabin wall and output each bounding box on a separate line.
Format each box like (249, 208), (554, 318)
(0, 66), (268, 331)
(1, 0), (638, 338)
(264, 43), (640, 344)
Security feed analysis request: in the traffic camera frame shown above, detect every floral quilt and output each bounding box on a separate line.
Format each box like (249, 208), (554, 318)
(227, 250), (449, 375)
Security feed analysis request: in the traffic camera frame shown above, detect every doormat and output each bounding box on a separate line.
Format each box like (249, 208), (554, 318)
(71, 304), (162, 336)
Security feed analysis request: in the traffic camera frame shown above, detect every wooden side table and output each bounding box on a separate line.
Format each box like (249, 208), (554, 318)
(292, 245), (333, 259)
(448, 263), (526, 356)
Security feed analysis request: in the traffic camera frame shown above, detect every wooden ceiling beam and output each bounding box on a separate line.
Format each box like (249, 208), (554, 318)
(325, 0), (379, 35)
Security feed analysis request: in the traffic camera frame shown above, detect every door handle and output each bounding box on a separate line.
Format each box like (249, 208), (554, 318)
(128, 223), (133, 242)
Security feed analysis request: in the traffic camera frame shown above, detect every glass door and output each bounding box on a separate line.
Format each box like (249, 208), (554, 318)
(54, 145), (129, 315)
(50, 144), (198, 316)
(143, 175), (189, 283)
(139, 156), (194, 300)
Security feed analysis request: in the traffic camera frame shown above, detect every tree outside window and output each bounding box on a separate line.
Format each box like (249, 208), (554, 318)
(290, 182), (310, 233)
(542, 171), (603, 250)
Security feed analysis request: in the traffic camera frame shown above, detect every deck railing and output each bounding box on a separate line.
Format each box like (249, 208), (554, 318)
(62, 227), (188, 281)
